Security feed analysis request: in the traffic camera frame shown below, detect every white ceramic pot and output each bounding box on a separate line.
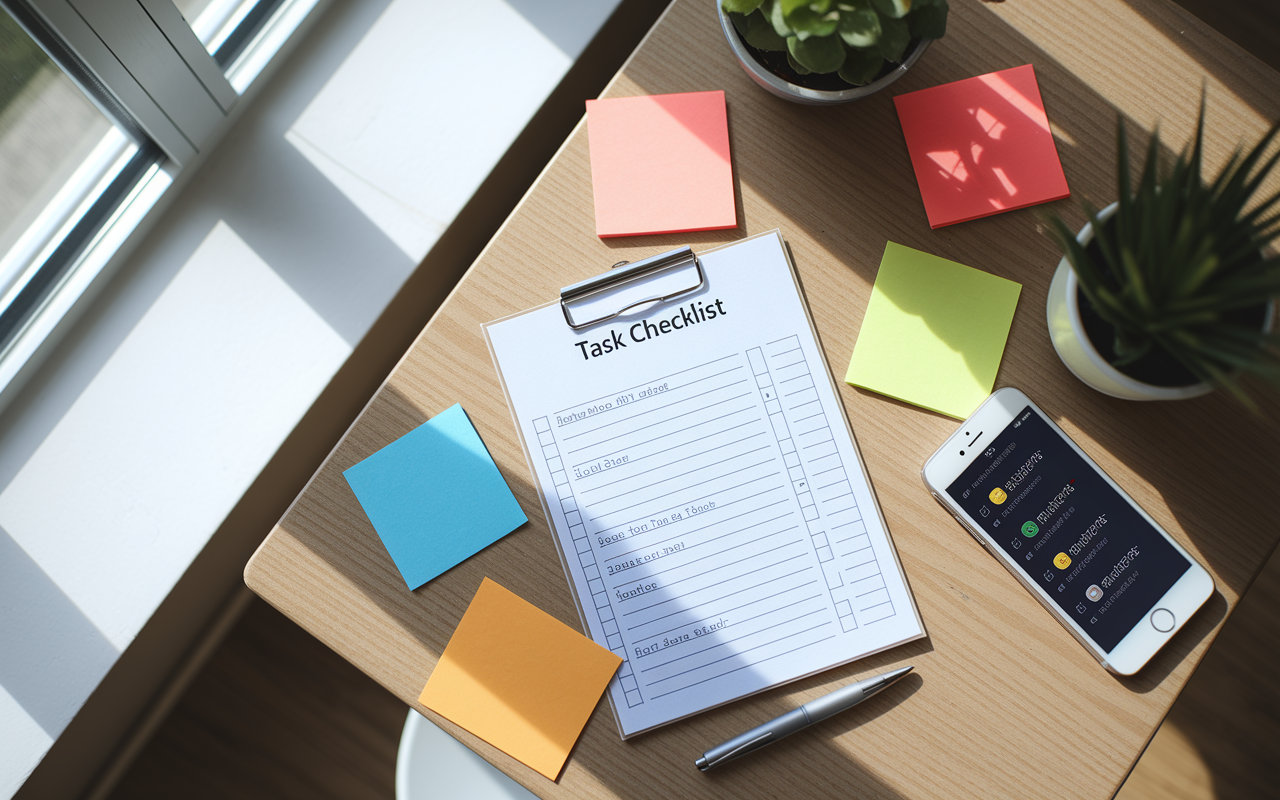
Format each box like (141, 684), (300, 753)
(1045, 202), (1215, 401)
(717, 5), (932, 106)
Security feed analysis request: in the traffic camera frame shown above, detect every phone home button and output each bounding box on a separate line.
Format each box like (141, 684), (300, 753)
(1150, 608), (1176, 633)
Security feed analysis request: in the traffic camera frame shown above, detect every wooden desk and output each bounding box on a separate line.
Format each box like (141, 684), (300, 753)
(245, 1), (1280, 797)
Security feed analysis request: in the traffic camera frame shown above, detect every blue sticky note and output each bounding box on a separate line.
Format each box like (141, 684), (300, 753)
(343, 404), (527, 590)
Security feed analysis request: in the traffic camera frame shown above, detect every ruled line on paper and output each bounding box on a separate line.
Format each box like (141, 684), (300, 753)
(632, 585), (821, 641)
(611, 524), (799, 580)
(638, 606), (827, 672)
(591, 476), (788, 540)
(605, 501), (792, 561)
(579, 430), (767, 492)
(623, 567), (816, 633)
(620, 551), (809, 616)
(647, 627), (836, 697)
(587, 448), (773, 507)
(562, 381), (751, 441)
(553, 354), (740, 420)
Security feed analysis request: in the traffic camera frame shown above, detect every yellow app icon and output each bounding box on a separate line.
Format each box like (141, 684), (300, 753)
(1054, 552), (1072, 569)
(989, 487), (1007, 504)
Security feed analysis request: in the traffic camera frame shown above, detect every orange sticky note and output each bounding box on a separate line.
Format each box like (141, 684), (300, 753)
(893, 64), (1069, 228)
(419, 578), (622, 780)
(586, 90), (736, 237)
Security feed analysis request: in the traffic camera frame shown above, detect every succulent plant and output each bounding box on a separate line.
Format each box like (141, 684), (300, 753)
(721, 0), (948, 86)
(1050, 100), (1280, 408)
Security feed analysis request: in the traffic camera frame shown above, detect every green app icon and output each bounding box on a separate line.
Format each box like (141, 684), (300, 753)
(1021, 520), (1039, 537)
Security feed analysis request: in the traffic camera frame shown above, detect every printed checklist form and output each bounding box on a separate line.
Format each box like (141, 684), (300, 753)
(484, 231), (925, 737)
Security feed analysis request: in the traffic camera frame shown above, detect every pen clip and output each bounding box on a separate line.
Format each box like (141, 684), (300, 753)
(705, 730), (774, 769)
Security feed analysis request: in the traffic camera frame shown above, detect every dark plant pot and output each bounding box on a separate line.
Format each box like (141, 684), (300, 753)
(717, 5), (932, 106)
(1046, 203), (1275, 400)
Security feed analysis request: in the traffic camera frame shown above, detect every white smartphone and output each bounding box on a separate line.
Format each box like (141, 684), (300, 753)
(921, 387), (1213, 675)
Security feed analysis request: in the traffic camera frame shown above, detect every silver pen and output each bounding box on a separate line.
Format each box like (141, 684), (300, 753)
(695, 666), (914, 771)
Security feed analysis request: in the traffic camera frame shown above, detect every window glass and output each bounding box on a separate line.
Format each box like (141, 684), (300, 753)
(171, 0), (265, 57)
(0, 0), (313, 401)
(0, 10), (113, 305)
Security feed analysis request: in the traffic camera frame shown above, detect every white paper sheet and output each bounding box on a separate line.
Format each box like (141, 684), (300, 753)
(484, 231), (925, 737)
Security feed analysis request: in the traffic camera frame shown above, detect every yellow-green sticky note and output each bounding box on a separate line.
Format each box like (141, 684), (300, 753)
(845, 242), (1021, 419)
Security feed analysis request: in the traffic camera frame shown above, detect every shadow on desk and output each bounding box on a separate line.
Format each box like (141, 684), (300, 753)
(694, 673), (924, 790)
(262, 372), (941, 799)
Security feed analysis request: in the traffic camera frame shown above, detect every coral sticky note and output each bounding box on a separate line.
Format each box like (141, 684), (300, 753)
(343, 404), (527, 590)
(419, 578), (622, 781)
(846, 242), (1021, 419)
(894, 64), (1069, 228)
(586, 90), (736, 237)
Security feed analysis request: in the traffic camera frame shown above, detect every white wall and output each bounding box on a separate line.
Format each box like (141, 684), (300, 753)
(0, 0), (621, 795)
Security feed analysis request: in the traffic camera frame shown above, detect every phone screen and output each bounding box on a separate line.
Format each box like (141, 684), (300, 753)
(944, 405), (1190, 653)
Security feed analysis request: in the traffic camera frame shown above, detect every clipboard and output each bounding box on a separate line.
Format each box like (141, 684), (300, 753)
(484, 230), (925, 738)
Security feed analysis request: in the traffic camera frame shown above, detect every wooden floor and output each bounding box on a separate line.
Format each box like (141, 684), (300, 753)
(106, 596), (406, 800)
(103, 2), (1280, 799)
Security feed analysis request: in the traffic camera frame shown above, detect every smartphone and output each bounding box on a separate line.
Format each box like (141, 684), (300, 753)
(921, 387), (1213, 675)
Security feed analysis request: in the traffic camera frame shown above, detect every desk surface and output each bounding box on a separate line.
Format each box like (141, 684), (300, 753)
(245, 1), (1280, 797)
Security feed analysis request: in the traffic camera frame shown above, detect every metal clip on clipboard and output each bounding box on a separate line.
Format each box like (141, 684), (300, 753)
(559, 246), (705, 330)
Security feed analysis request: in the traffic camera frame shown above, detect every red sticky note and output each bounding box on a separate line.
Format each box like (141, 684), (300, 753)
(893, 64), (1069, 228)
(586, 91), (736, 238)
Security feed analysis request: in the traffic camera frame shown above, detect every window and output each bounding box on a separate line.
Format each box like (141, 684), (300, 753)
(0, 0), (317, 409)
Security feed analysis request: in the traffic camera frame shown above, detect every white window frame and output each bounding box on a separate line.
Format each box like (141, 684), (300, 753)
(0, 0), (323, 415)
(30, 0), (237, 164)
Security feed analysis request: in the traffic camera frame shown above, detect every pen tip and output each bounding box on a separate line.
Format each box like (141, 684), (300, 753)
(885, 665), (913, 682)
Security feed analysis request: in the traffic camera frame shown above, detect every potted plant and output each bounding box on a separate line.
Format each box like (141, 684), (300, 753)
(718, 0), (948, 105)
(1046, 102), (1280, 408)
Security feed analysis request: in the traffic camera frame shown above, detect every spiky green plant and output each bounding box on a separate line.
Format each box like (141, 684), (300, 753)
(1050, 101), (1280, 408)
(722, 0), (948, 86)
